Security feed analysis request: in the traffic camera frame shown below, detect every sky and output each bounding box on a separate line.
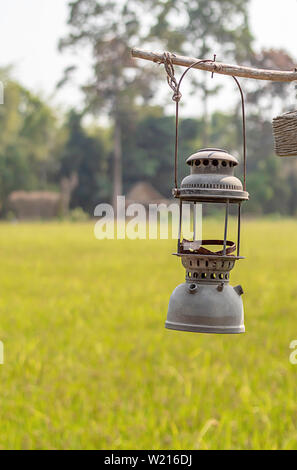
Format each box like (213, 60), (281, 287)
(0, 0), (297, 115)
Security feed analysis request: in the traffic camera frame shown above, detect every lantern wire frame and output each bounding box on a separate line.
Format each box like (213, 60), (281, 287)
(163, 53), (247, 261)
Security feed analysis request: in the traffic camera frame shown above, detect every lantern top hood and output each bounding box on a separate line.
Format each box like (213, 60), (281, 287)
(177, 147), (249, 203)
(186, 148), (239, 167)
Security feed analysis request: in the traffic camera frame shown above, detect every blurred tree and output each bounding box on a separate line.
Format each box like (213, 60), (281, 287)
(59, 0), (255, 212)
(0, 72), (58, 210)
(247, 48), (296, 114)
(209, 111), (237, 151)
(152, 0), (254, 145)
(59, 110), (109, 213)
(19, 89), (57, 185)
(237, 113), (294, 215)
(59, 0), (181, 213)
(122, 106), (199, 196)
(238, 48), (297, 214)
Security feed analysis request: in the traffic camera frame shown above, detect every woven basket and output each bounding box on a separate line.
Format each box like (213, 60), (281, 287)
(272, 110), (297, 157)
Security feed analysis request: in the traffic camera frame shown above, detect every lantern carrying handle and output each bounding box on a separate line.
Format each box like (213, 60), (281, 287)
(163, 53), (247, 192)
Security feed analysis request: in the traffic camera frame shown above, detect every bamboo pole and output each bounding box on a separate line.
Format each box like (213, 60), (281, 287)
(131, 48), (297, 82)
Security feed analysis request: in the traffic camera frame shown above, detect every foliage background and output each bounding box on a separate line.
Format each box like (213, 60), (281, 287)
(0, 0), (297, 216)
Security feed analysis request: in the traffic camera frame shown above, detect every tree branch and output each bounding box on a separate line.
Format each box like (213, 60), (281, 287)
(131, 48), (297, 82)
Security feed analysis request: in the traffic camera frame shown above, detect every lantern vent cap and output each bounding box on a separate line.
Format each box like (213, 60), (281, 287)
(186, 148), (239, 166)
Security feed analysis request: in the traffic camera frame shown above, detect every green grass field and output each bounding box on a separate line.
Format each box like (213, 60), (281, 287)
(0, 219), (296, 449)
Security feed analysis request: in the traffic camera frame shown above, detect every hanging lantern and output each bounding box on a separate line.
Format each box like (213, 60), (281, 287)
(167, 148), (248, 334)
(163, 55), (249, 334)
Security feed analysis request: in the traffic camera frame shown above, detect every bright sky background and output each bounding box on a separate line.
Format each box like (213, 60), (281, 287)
(0, 0), (297, 116)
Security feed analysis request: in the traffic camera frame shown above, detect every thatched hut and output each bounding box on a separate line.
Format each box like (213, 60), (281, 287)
(125, 181), (169, 208)
(7, 173), (78, 220)
(8, 191), (61, 219)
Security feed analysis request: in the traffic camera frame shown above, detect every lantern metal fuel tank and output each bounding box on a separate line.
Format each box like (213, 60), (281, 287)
(163, 56), (249, 334)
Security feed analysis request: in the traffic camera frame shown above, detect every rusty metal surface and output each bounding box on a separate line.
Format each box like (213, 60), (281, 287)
(181, 250), (236, 286)
(180, 239), (236, 256)
(186, 148), (238, 166)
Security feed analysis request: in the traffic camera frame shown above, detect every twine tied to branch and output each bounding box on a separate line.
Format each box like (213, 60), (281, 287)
(163, 52), (182, 102)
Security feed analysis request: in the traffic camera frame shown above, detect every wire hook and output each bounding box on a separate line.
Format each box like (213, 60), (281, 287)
(163, 53), (247, 191)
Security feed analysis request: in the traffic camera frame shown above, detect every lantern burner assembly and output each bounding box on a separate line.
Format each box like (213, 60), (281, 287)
(167, 148), (249, 334)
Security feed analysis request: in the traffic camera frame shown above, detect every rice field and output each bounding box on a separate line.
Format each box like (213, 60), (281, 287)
(0, 219), (296, 449)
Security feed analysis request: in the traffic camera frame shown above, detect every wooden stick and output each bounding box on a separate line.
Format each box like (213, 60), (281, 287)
(131, 48), (297, 82)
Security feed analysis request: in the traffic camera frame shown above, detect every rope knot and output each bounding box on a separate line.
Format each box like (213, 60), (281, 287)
(163, 52), (182, 102)
(172, 90), (182, 102)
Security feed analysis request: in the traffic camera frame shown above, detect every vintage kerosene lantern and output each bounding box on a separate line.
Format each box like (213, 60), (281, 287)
(163, 56), (249, 334)
(166, 147), (249, 334)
